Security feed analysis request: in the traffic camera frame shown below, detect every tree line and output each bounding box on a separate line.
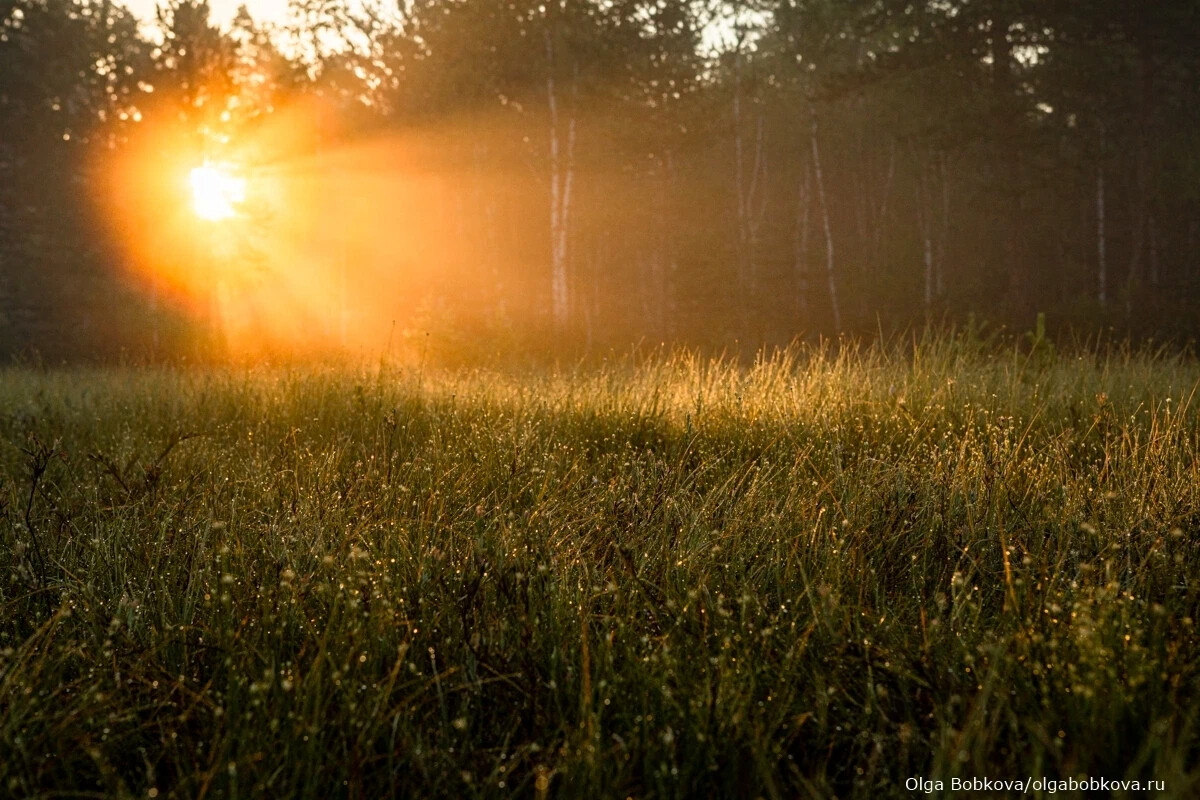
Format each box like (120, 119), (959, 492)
(3, 0), (1199, 360)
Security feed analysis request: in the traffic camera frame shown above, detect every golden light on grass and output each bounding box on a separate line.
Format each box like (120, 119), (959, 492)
(189, 162), (246, 221)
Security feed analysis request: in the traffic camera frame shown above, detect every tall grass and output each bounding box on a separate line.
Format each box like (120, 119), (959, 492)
(3, 335), (1200, 797)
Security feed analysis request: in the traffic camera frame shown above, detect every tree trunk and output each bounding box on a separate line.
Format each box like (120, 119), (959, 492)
(936, 154), (949, 298)
(546, 35), (575, 331)
(872, 140), (897, 258)
(732, 44), (747, 319)
(793, 161), (812, 323)
(732, 35), (767, 335)
(916, 156), (939, 314)
(811, 119), (841, 333)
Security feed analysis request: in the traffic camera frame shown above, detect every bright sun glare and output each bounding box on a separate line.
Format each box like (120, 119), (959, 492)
(190, 163), (246, 221)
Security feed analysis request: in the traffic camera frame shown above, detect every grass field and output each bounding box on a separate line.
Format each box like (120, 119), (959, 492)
(3, 335), (1200, 797)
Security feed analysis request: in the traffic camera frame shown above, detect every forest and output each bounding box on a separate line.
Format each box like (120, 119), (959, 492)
(3, 0), (1200, 361)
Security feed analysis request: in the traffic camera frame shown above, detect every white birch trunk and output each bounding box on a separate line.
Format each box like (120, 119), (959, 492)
(731, 35), (766, 322)
(732, 43), (748, 309)
(750, 112), (768, 262)
(811, 119), (841, 333)
(546, 36), (575, 330)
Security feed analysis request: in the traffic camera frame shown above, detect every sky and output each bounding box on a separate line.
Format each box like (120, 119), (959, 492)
(122, 0), (291, 28)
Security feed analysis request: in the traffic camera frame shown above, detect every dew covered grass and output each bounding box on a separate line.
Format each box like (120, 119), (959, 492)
(3, 336), (1200, 797)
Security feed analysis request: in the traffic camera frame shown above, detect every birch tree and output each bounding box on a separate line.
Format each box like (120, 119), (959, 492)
(810, 118), (840, 333)
(916, 152), (949, 313)
(730, 33), (767, 323)
(545, 29), (577, 329)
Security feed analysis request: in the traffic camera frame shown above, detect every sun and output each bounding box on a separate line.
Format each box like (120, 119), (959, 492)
(190, 162), (246, 221)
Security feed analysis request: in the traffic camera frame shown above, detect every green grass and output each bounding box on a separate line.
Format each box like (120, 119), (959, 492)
(3, 335), (1200, 797)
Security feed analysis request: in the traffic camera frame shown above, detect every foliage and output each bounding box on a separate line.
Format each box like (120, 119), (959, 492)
(5, 1), (1200, 358)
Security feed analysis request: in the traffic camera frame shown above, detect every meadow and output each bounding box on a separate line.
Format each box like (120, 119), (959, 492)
(2, 334), (1200, 798)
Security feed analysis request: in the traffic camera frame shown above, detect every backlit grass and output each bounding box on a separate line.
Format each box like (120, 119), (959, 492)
(3, 335), (1200, 797)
